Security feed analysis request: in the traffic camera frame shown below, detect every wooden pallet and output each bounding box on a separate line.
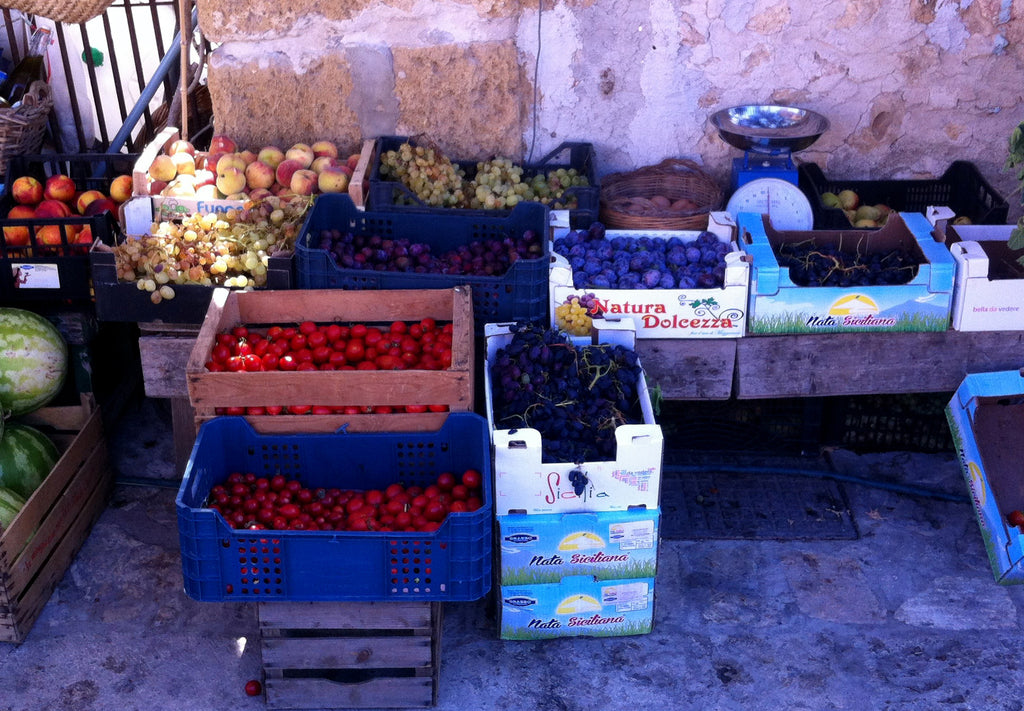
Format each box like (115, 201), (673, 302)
(258, 600), (442, 709)
(0, 395), (114, 644)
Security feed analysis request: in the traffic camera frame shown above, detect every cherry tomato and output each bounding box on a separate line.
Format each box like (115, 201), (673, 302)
(461, 469), (482, 489)
(435, 472), (456, 491)
(245, 680), (263, 697)
(345, 339), (366, 363)
(298, 320), (318, 335)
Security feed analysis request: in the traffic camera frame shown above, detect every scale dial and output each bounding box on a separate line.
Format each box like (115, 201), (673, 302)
(726, 177), (813, 231)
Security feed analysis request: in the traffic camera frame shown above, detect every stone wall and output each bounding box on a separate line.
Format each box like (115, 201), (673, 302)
(198, 0), (1024, 218)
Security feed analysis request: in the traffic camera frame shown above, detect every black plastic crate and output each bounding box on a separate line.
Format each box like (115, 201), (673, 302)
(0, 153), (137, 304)
(821, 393), (954, 453)
(295, 193), (549, 333)
(799, 160), (1008, 229)
(89, 240), (293, 324)
(367, 135), (599, 214)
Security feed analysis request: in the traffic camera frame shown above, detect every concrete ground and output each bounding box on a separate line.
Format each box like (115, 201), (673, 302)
(2, 394), (1024, 711)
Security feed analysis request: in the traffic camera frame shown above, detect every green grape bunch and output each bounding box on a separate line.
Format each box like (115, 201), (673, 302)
(1006, 121), (1024, 263)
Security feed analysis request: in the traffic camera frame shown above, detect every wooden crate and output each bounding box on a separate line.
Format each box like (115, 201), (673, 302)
(259, 600), (442, 709)
(186, 286), (475, 434)
(0, 395), (114, 644)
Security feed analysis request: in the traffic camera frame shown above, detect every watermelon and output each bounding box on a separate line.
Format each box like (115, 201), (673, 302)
(0, 307), (68, 417)
(0, 422), (59, 499)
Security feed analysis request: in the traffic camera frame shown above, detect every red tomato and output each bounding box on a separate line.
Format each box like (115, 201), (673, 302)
(243, 354), (262, 372)
(211, 342), (232, 363)
(345, 339), (365, 363)
(404, 404), (429, 413)
(287, 404), (312, 415)
(205, 361), (225, 372)
(350, 323), (368, 339)
(245, 406), (266, 416)
(226, 355), (245, 372)
(289, 333), (307, 351)
(424, 500), (447, 522)
(245, 679), (263, 697)
(449, 500), (468, 513)
(390, 320), (408, 335)
(231, 325), (250, 339)
(311, 345), (332, 364)
(224, 405), (246, 415)
(328, 350), (349, 368)
(306, 330), (328, 349)
(385, 483), (406, 500)
(461, 469), (482, 489)
(1008, 510), (1024, 528)
(298, 320), (318, 335)
(356, 360), (378, 370)
(311, 405), (333, 415)
(266, 326), (284, 339)
(435, 472), (456, 491)
(428, 404), (449, 413)
(364, 327), (383, 346)
(466, 496), (483, 512)
(265, 405), (284, 416)
(365, 489), (384, 506)
(296, 361), (318, 371)
(235, 340), (253, 357)
(278, 354), (298, 371)
(325, 323), (343, 341)
(420, 317), (436, 332)
(451, 484), (469, 501)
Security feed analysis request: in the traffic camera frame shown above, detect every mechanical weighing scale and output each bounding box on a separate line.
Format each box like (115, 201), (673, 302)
(708, 105), (830, 231)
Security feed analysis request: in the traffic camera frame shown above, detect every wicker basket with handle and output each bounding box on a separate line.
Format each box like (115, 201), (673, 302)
(0, 80), (53, 178)
(8, 0), (116, 25)
(599, 158), (724, 231)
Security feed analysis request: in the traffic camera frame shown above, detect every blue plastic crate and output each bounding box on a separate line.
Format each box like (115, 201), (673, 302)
(176, 413), (493, 602)
(367, 135), (599, 214)
(295, 193), (549, 332)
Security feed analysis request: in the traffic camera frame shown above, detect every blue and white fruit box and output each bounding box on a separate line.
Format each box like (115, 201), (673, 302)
(946, 369), (1024, 584)
(497, 508), (660, 585)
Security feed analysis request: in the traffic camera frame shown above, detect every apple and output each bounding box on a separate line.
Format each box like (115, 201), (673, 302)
(3, 204), (35, 246)
(75, 189), (106, 215)
(34, 199), (73, 219)
(285, 143), (315, 169)
(311, 140), (338, 159)
(275, 158), (304, 189)
(168, 138), (195, 156)
(289, 168), (318, 196)
(83, 197), (118, 216)
(109, 174), (134, 203)
(257, 146), (285, 170)
(148, 154), (177, 183)
(216, 166), (247, 196)
(317, 165), (350, 194)
(245, 160), (276, 190)
(44, 174), (77, 203)
(209, 134), (238, 155)
(11, 176), (43, 205)
(171, 151), (196, 176)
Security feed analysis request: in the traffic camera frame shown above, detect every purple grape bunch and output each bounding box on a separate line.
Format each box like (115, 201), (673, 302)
(489, 323), (645, 463)
(553, 221), (730, 290)
(314, 228), (543, 277)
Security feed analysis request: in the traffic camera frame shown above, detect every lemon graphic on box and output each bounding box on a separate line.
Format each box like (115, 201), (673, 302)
(557, 532), (604, 551)
(828, 294), (879, 317)
(555, 594), (602, 615)
(968, 461), (986, 506)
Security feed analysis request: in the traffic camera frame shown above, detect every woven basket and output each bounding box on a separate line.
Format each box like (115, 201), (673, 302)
(0, 80), (53, 178)
(599, 158), (724, 231)
(10, 0), (116, 25)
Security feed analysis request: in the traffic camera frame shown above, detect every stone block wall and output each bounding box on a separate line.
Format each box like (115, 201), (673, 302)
(197, 0), (1024, 217)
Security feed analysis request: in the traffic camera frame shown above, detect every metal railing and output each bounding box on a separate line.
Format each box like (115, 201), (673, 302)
(1, 0), (205, 156)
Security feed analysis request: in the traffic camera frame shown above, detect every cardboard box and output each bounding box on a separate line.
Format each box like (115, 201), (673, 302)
(1, 396), (114, 643)
(186, 286), (474, 433)
(946, 370), (1024, 584)
(485, 320), (663, 514)
(549, 212), (749, 338)
(936, 221), (1024, 332)
(497, 508), (660, 585)
(738, 210), (956, 334)
(499, 575), (655, 639)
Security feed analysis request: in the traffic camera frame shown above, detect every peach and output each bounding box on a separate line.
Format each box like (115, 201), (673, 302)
(34, 199), (73, 219)
(148, 179), (168, 195)
(238, 149), (258, 166)
(217, 153), (247, 175)
(203, 151), (227, 173)
(311, 140), (338, 159)
(148, 154), (177, 183)
(168, 139), (195, 156)
(290, 169), (318, 196)
(224, 192), (249, 201)
(109, 174), (133, 203)
(193, 169), (216, 189)
(72, 224), (93, 253)
(209, 134), (238, 155)
(311, 156), (340, 174)
(83, 197), (118, 216)
(257, 146), (285, 170)
(4, 204), (35, 247)
(163, 179), (197, 198)
(44, 174), (77, 203)
(11, 175), (43, 205)
(346, 153), (363, 172)
(36, 223), (79, 246)
(216, 166), (247, 196)
(245, 160), (276, 191)
(75, 189), (106, 215)
(286, 143), (315, 169)
(171, 151), (196, 176)
(275, 158), (304, 189)
(317, 165), (350, 194)
(195, 183), (221, 200)
(246, 188), (274, 202)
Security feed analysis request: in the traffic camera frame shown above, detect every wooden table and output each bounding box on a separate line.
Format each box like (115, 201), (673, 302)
(139, 326), (1024, 475)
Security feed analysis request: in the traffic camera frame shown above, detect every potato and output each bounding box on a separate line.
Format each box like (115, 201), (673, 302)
(650, 195), (671, 209)
(671, 198), (698, 212)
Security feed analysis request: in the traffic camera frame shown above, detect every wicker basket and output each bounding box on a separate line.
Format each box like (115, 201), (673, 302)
(10, 0), (116, 25)
(599, 158), (723, 230)
(0, 80), (53, 178)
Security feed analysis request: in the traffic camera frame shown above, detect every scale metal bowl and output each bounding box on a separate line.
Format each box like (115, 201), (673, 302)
(709, 105), (829, 154)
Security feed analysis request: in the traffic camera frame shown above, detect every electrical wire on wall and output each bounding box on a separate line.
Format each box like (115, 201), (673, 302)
(527, 0), (541, 163)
